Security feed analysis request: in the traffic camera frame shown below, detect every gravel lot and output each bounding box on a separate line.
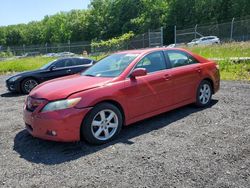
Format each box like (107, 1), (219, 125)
(0, 75), (249, 188)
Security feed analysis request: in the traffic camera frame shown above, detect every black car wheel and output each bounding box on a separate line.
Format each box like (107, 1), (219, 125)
(21, 78), (39, 94)
(81, 103), (123, 145)
(195, 80), (212, 107)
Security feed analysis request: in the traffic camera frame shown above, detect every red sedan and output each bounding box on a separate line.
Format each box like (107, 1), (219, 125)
(23, 48), (220, 144)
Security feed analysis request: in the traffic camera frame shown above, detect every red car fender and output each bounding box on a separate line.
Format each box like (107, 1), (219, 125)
(69, 81), (130, 125)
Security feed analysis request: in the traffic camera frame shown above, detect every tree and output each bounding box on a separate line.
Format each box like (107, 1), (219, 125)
(0, 0), (249, 46)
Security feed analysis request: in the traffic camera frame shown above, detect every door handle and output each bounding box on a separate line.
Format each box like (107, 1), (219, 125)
(66, 69), (72, 73)
(163, 74), (171, 80)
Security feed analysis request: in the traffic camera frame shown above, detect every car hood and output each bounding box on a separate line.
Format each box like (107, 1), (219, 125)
(30, 74), (113, 100)
(8, 69), (46, 79)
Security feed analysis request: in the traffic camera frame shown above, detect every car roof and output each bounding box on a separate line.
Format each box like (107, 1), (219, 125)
(115, 47), (189, 55)
(57, 57), (90, 60)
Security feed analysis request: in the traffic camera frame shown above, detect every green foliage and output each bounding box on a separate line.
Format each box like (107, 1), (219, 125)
(0, 0), (249, 46)
(91, 32), (135, 52)
(166, 0), (250, 29)
(0, 47), (13, 58)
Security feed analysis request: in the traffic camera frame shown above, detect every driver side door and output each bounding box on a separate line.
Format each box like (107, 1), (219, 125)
(123, 51), (173, 120)
(42, 59), (72, 82)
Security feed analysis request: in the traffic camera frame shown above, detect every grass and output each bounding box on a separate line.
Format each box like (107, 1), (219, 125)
(218, 59), (250, 81)
(0, 56), (56, 73)
(186, 42), (250, 81)
(187, 42), (250, 58)
(0, 42), (250, 80)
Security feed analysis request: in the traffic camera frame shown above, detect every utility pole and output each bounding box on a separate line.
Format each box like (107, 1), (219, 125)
(174, 25), (177, 45)
(23, 44), (26, 54)
(230, 18), (235, 41)
(194, 24), (198, 39)
(142, 33), (145, 48)
(68, 40), (71, 52)
(148, 29), (151, 47)
(160, 27), (164, 46)
(45, 43), (48, 54)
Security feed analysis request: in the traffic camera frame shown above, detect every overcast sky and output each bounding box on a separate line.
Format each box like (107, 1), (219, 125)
(0, 0), (90, 26)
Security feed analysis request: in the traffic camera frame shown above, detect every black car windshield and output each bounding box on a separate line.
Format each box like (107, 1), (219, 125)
(40, 60), (56, 70)
(82, 53), (139, 77)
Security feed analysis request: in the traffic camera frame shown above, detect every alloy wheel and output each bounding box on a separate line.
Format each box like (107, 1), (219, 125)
(23, 79), (38, 93)
(199, 83), (211, 104)
(91, 109), (119, 141)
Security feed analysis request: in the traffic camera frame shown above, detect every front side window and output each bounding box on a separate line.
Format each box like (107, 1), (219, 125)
(40, 60), (56, 70)
(82, 53), (139, 77)
(135, 51), (166, 73)
(164, 50), (198, 68)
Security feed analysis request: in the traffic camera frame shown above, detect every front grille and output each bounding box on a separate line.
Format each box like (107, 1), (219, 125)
(26, 96), (45, 112)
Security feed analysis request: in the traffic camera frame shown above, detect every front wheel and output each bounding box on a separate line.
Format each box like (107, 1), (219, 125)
(21, 78), (39, 94)
(81, 103), (123, 145)
(195, 80), (212, 107)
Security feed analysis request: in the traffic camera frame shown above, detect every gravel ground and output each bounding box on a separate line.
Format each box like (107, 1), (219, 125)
(0, 75), (249, 188)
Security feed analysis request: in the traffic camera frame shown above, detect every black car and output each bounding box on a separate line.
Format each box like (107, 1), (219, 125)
(6, 57), (95, 94)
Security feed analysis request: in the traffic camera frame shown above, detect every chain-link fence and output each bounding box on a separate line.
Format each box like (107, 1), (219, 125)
(0, 27), (164, 57)
(175, 18), (250, 44)
(0, 41), (91, 56)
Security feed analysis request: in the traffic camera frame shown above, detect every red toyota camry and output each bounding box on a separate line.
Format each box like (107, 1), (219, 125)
(23, 48), (220, 144)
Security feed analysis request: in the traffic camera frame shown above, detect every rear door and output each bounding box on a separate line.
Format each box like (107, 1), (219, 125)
(123, 51), (173, 119)
(164, 50), (202, 105)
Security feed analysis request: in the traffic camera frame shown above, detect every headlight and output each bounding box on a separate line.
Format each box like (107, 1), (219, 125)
(8, 76), (21, 82)
(41, 97), (81, 112)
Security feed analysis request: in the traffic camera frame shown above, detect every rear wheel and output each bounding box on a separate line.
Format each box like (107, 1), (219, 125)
(21, 78), (38, 94)
(81, 103), (123, 145)
(195, 80), (212, 107)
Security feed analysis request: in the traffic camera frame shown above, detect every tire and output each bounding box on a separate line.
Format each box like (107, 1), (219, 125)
(21, 78), (39, 94)
(195, 80), (212, 107)
(81, 103), (123, 145)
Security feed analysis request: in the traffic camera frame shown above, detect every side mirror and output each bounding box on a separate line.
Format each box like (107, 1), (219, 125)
(49, 65), (56, 71)
(130, 68), (147, 79)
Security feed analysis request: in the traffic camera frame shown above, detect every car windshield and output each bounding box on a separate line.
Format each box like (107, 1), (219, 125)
(82, 53), (139, 77)
(40, 60), (56, 70)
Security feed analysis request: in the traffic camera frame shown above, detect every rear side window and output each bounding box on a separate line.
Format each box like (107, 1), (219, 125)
(64, 59), (76, 67)
(75, 58), (92, 65)
(54, 59), (66, 68)
(164, 50), (198, 68)
(135, 51), (166, 73)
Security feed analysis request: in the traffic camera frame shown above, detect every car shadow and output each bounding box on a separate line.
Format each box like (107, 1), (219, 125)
(13, 100), (218, 165)
(1, 92), (25, 98)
